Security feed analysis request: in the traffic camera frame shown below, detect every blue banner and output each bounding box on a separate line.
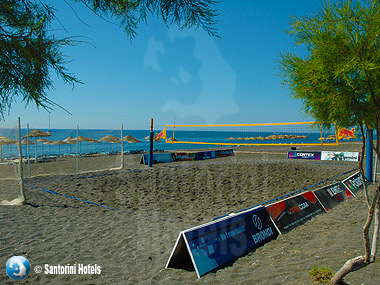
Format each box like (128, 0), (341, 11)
(181, 207), (278, 278)
(141, 153), (173, 165)
(142, 149), (234, 165)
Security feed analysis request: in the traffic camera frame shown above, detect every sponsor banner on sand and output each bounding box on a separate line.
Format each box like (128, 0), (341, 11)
(166, 206), (278, 278)
(342, 171), (365, 197)
(172, 152), (196, 161)
(321, 151), (359, 161)
(265, 191), (326, 235)
(142, 149), (234, 164)
(141, 153), (174, 165)
(214, 149), (234, 158)
(313, 182), (353, 211)
(194, 151), (216, 161)
(287, 151), (322, 160)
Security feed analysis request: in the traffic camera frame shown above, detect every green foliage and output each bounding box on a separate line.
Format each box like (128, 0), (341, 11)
(278, 0), (380, 131)
(0, 0), (81, 117)
(0, 0), (219, 118)
(309, 266), (333, 284)
(78, 0), (220, 39)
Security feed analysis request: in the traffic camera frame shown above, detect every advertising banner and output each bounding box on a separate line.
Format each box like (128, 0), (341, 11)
(313, 182), (353, 211)
(166, 206), (278, 278)
(215, 149), (234, 158)
(140, 153), (174, 165)
(342, 171), (365, 196)
(142, 150), (234, 165)
(172, 152), (196, 161)
(321, 151), (359, 161)
(287, 151), (322, 160)
(194, 151), (216, 160)
(265, 191), (326, 234)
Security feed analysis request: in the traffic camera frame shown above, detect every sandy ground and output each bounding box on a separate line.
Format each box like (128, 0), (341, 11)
(1, 143), (380, 284)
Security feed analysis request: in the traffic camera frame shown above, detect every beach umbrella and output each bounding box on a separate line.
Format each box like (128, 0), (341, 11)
(0, 136), (17, 159)
(123, 134), (141, 143)
(144, 134), (162, 142)
(37, 138), (53, 154)
(23, 129), (51, 163)
(100, 135), (121, 152)
(63, 136), (75, 143)
(21, 138), (35, 145)
(63, 136), (76, 153)
(50, 140), (69, 155)
(69, 136), (100, 154)
(37, 138), (53, 143)
(72, 136), (100, 143)
(100, 135), (121, 143)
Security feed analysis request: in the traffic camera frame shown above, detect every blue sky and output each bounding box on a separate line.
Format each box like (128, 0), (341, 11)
(3, 1), (332, 130)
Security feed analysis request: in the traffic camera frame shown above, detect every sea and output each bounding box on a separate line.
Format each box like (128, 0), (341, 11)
(0, 128), (361, 159)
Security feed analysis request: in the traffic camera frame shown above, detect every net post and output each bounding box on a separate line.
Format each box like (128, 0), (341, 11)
(27, 123), (31, 178)
(17, 117), (25, 203)
(148, 118), (154, 167)
(121, 124), (124, 169)
(76, 125), (79, 174)
(366, 128), (374, 182)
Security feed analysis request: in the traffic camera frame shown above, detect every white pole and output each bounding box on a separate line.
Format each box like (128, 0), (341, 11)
(27, 124), (31, 178)
(121, 124), (124, 169)
(17, 117), (25, 203)
(76, 125), (79, 174)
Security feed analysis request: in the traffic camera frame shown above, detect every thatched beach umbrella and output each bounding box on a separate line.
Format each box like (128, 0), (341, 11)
(144, 134), (162, 142)
(68, 136), (100, 154)
(0, 136), (17, 159)
(50, 140), (69, 155)
(21, 138), (35, 145)
(38, 138), (53, 154)
(63, 136), (75, 143)
(123, 134), (141, 143)
(75, 136), (100, 143)
(37, 138), (53, 143)
(100, 135), (121, 152)
(23, 129), (51, 162)
(63, 136), (76, 153)
(100, 135), (121, 143)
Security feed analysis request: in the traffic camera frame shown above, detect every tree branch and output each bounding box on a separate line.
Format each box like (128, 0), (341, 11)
(331, 256), (367, 284)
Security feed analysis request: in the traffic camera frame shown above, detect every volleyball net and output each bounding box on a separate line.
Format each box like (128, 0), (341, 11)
(0, 119), (24, 205)
(160, 122), (340, 146)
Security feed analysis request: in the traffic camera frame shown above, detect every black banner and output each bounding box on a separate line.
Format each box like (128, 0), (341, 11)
(265, 191), (326, 234)
(342, 171), (365, 196)
(313, 182), (353, 211)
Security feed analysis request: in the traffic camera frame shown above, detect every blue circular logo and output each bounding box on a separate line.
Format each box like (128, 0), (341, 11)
(252, 214), (263, 230)
(6, 256), (31, 280)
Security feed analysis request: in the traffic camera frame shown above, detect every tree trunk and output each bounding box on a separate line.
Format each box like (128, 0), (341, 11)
(370, 196), (380, 262)
(331, 184), (380, 283)
(331, 256), (367, 284)
(363, 186), (379, 262)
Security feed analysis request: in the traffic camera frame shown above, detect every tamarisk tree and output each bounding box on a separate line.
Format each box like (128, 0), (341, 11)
(279, 0), (380, 283)
(0, 0), (219, 118)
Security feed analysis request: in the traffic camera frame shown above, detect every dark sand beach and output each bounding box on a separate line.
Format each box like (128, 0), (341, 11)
(1, 143), (379, 284)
